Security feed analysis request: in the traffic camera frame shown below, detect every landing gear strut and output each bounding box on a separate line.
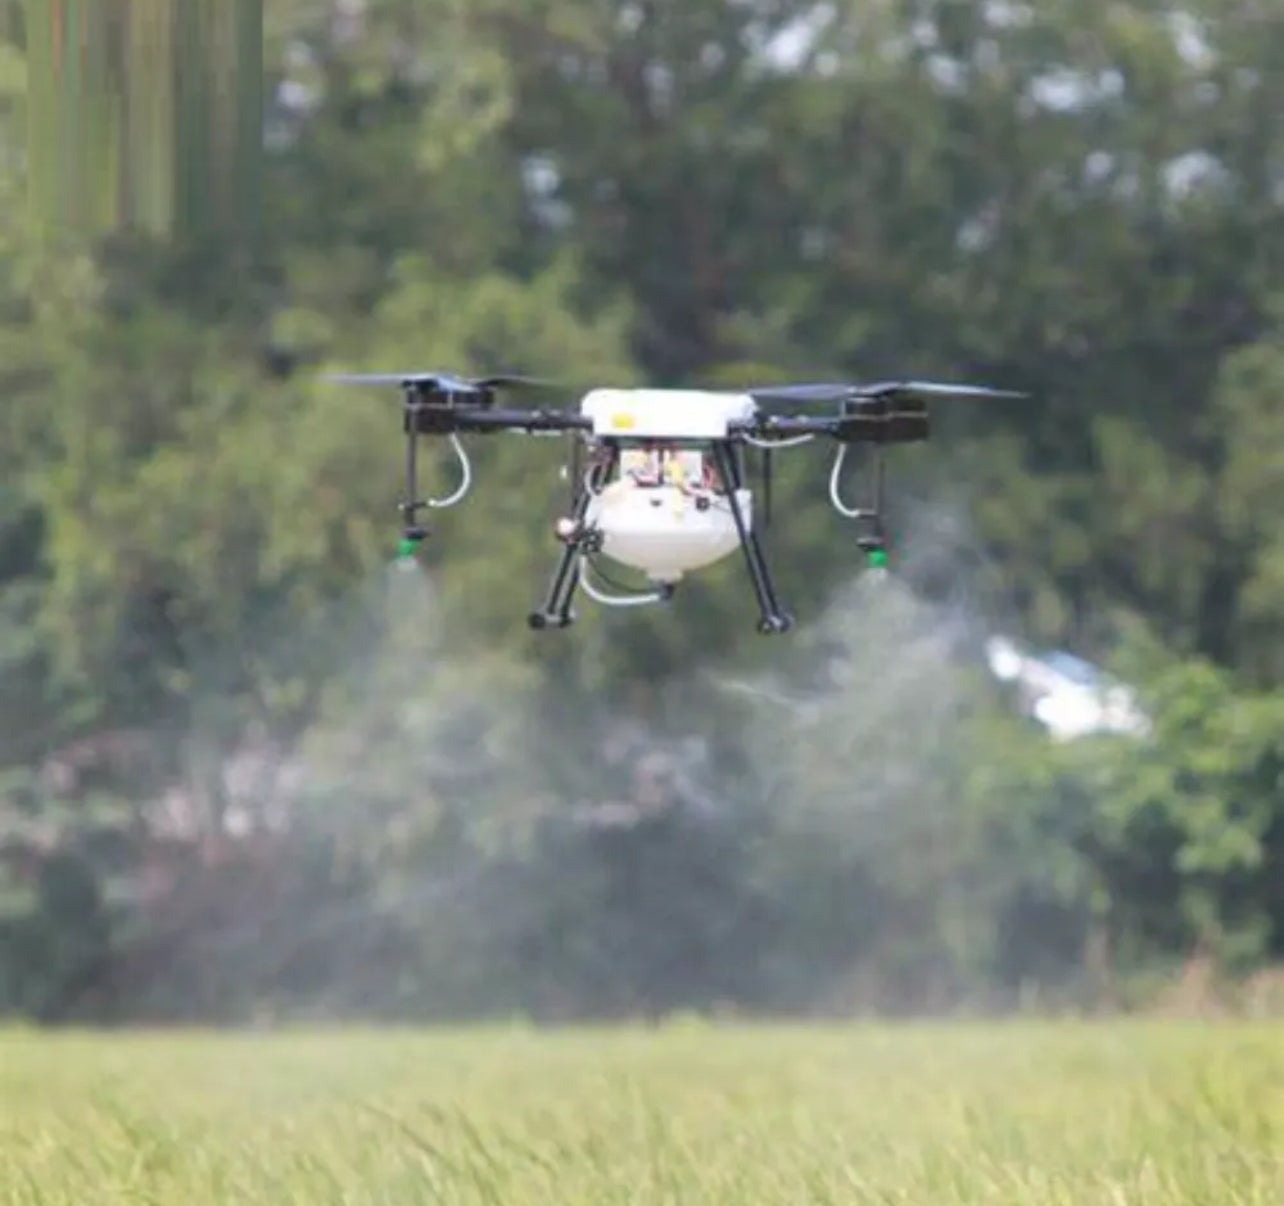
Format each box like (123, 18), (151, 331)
(710, 441), (794, 635)
(528, 447), (619, 630)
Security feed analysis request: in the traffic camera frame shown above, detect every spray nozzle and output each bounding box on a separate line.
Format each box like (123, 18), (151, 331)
(857, 532), (889, 570)
(397, 527), (428, 564)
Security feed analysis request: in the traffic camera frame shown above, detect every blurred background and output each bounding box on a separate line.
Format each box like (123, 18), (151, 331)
(0, 0), (1281, 1025)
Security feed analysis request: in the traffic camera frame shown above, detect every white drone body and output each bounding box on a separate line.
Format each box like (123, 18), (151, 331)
(578, 387), (758, 440)
(576, 389), (758, 584)
(328, 367), (1026, 633)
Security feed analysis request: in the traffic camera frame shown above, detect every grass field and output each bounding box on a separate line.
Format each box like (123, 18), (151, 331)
(1, 1019), (1282, 1204)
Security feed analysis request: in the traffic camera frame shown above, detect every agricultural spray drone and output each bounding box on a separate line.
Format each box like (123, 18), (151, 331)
(328, 371), (1026, 633)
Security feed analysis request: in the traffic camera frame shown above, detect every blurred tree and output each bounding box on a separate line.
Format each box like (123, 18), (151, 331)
(23, 0), (263, 252)
(0, 0), (1281, 1022)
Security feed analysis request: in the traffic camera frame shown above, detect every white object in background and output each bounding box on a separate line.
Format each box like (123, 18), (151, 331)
(984, 635), (1150, 742)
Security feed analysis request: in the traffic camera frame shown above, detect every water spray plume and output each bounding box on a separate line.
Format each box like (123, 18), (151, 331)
(83, 459), (1043, 1022)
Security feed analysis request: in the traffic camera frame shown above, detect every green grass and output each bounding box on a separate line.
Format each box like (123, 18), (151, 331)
(1, 1019), (1282, 1203)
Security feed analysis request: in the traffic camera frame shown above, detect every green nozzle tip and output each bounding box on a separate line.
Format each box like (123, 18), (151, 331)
(867, 548), (889, 568)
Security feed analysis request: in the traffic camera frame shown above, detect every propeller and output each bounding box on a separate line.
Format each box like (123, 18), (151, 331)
(748, 380), (1029, 405)
(326, 370), (564, 393)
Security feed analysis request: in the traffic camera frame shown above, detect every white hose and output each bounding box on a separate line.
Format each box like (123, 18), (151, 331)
(577, 555), (667, 607)
(742, 433), (815, 450)
(427, 433), (471, 508)
(828, 443), (866, 519)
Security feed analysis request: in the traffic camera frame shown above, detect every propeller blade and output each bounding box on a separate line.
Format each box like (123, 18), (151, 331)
(327, 372), (416, 385)
(326, 370), (568, 395)
(748, 380), (1029, 405)
(474, 374), (566, 391)
(746, 383), (855, 404)
(862, 380), (1030, 401)
(325, 371), (484, 391)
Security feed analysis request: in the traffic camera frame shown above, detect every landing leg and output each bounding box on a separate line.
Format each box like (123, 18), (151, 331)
(527, 552), (581, 629)
(528, 447), (616, 630)
(711, 442), (793, 634)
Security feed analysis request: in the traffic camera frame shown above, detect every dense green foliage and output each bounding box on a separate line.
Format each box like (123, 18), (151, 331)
(0, 0), (1282, 1023)
(4, 1022), (1284, 1203)
(23, 0), (263, 245)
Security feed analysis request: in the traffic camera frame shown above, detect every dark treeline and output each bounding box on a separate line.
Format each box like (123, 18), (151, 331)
(1, 0), (1283, 1025)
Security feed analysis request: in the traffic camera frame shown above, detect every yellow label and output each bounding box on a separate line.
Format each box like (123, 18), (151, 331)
(611, 411), (636, 429)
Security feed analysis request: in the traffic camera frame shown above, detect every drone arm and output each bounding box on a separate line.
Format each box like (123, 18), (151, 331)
(460, 407), (593, 434)
(730, 406), (928, 445)
(408, 405), (592, 436)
